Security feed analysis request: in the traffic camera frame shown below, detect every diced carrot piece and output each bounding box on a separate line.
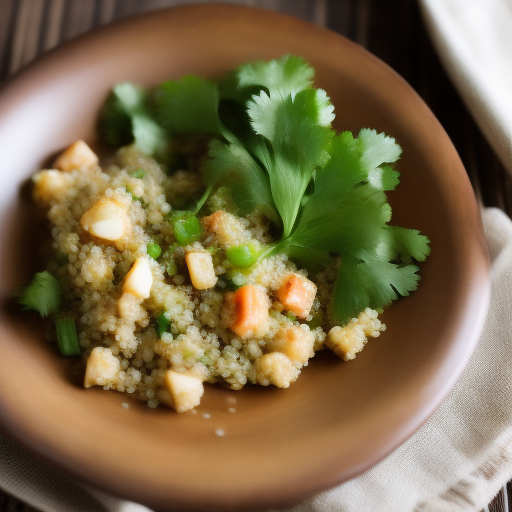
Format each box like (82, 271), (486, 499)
(228, 285), (270, 338)
(276, 274), (317, 319)
(201, 210), (224, 232)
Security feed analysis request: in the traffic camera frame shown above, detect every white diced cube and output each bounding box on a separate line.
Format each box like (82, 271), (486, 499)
(84, 347), (120, 388)
(185, 251), (217, 290)
(32, 169), (68, 203)
(80, 197), (131, 242)
(123, 257), (153, 300)
(164, 370), (204, 413)
(53, 140), (98, 172)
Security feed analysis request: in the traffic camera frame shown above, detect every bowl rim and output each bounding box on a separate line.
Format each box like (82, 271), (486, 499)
(0, 3), (491, 511)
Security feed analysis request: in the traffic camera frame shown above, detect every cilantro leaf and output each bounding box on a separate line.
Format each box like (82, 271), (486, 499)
(99, 82), (145, 147)
(131, 114), (167, 157)
(18, 271), (62, 318)
(386, 226), (431, 263)
(155, 75), (223, 136)
(368, 164), (401, 191)
(331, 256), (421, 323)
(287, 132), (380, 254)
(356, 129), (402, 191)
(290, 185), (392, 256)
(248, 87), (334, 141)
(248, 88), (334, 237)
(331, 255), (369, 321)
(99, 83), (168, 158)
(202, 139), (280, 225)
(278, 244), (331, 274)
(285, 129), (429, 324)
(357, 128), (402, 172)
(236, 55), (314, 98)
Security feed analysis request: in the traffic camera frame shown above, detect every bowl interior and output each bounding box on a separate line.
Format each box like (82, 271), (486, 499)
(0, 5), (489, 512)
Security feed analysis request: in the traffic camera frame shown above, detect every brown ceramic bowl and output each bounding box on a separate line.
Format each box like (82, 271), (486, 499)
(0, 4), (489, 512)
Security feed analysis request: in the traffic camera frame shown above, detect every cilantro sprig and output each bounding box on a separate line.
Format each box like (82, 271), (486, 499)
(18, 271), (62, 318)
(279, 130), (430, 322)
(99, 55), (431, 324)
(18, 271), (80, 356)
(99, 82), (168, 158)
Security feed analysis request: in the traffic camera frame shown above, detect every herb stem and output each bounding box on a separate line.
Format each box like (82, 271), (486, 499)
(256, 239), (290, 262)
(193, 185), (213, 215)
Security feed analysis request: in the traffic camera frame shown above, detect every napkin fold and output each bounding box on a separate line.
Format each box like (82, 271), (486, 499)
(0, 206), (510, 512)
(419, 0), (512, 176)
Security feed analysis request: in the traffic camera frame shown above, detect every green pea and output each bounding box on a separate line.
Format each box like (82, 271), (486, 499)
(147, 243), (162, 260)
(174, 215), (202, 246)
(225, 243), (260, 268)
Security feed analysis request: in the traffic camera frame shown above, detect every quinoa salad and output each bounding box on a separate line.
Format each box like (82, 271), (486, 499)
(28, 140), (383, 413)
(20, 56), (429, 413)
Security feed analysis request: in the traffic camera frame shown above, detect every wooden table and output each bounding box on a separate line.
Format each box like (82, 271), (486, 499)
(0, 1), (510, 511)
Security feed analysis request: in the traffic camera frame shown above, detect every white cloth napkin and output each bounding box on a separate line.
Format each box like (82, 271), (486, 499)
(0, 206), (509, 512)
(419, 0), (512, 176)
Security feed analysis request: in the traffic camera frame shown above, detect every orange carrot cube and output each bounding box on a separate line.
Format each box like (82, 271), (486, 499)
(228, 285), (270, 338)
(276, 274), (317, 319)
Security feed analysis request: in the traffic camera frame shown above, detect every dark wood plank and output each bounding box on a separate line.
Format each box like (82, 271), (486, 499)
(488, 485), (508, 512)
(59, 0), (97, 41)
(326, 0), (357, 38)
(0, 493), (39, 512)
(37, 0), (63, 52)
(94, 0), (116, 26)
(0, 0), (17, 80)
(8, 0), (45, 74)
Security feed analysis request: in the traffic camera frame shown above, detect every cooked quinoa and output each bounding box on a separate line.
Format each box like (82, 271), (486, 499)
(32, 140), (386, 413)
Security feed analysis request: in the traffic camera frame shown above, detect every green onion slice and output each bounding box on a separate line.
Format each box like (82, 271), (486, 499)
(55, 318), (81, 356)
(156, 311), (171, 337)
